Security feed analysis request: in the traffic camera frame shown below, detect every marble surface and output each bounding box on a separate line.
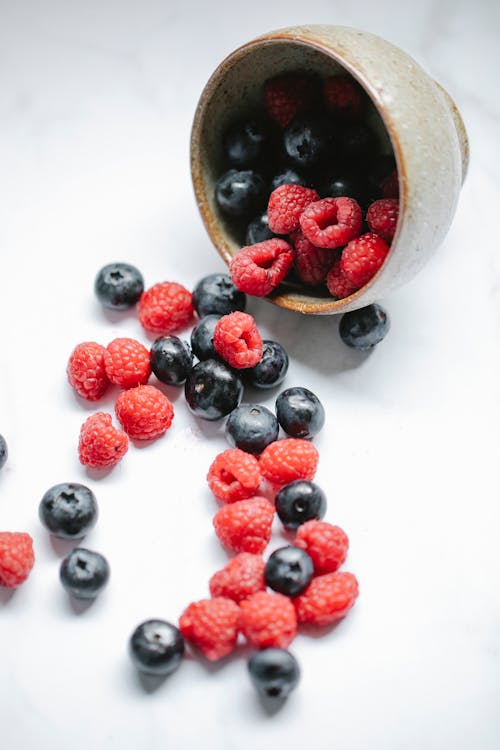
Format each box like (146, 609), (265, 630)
(1, 1), (499, 749)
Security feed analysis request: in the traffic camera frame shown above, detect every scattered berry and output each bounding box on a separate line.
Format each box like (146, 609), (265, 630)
(264, 546), (314, 597)
(382, 168), (399, 198)
(129, 619), (185, 676)
(322, 174), (369, 207)
(67, 342), (109, 401)
(59, 548), (110, 599)
(215, 169), (267, 218)
(336, 122), (376, 163)
(295, 521), (349, 574)
(94, 262), (144, 310)
(104, 338), (151, 389)
(209, 553), (266, 603)
(248, 648), (300, 700)
(267, 184), (319, 235)
(259, 439), (319, 486)
(184, 359), (243, 420)
(139, 281), (193, 336)
(179, 597), (240, 660)
(0, 532), (34, 587)
(284, 114), (333, 169)
(192, 273), (246, 318)
(213, 497), (275, 554)
(290, 230), (336, 287)
(0, 434), (8, 470)
(339, 303), (390, 350)
(115, 385), (174, 440)
(190, 315), (221, 361)
(275, 387), (325, 440)
(366, 198), (399, 241)
(207, 448), (261, 503)
(150, 335), (193, 385)
(275, 480), (327, 530)
(324, 75), (363, 119)
(239, 591), (297, 649)
(300, 197), (362, 249)
(340, 233), (390, 288)
(326, 259), (358, 299)
(264, 72), (318, 128)
(245, 340), (289, 389)
(271, 168), (306, 191)
(294, 571), (359, 626)
(39, 482), (98, 539)
(223, 118), (276, 168)
(229, 239), (294, 297)
(213, 312), (263, 369)
(246, 212), (276, 245)
(78, 412), (129, 469)
(225, 404), (279, 455)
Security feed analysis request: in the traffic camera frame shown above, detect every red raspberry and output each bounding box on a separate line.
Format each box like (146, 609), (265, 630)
(326, 259), (358, 299)
(340, 232), (390, 288)
(294, 571), (359, 626)
(295, 521), (349, 574)
(209, 553), (265, 603)
(115, 384), (174, 440)
(300, 197), (362, 249)
(213, 497), (275, 554)
(0, 532), (35, 587)
(366, 198), (399, 241)
(213, 312), (263, 369)
(259, 439), (319, 486)
(207, 448), (261, 503)
(239, 591), (297, 649)
(264, 72), (319, 128)
(138, 281), (193, 335)
(267, 184), (319, 235)
(324, 75), (363, 119)
(291, 230), (336, 286)
(78, 412), (128, 469)
(179, 597), (240, 660)
(104, 338), (150, 389)
(67, 342), (109, 401)
(382, 169), (399, 198)
(229, 239), (294, 297)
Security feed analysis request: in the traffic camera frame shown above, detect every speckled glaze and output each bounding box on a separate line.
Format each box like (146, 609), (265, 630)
(191, 25), (469, 314)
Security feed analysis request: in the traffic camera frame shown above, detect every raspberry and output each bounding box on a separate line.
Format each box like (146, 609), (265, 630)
(239, 591), (297, 649)
(290, 230), (336, 287)
(382, 168), (399, 198)
(179, 597), (240, 660)
(78, 412), (128, 469)
(324, 75), (364, 119)
(115, 384), (174, 440)
(0, 532), (35, 587)
(263, 72), (318, 128)
(267, 184), (319, 235)
(326, 259), (358, 299)
(366, 198), (399, 241)
(207, 448), (261, 503)
(340, 233), (390, 288)
(295, 521), (349, 574)
(259, 439), (319, 487)
(300, 197), (362, 249)
(104, 338), (151, 389)
(209, 553), (266, 603)
(213, 497), (275, 554)
(229, 239), (294, 297)
(294, 571), (359, 626)
(213, 312), (263, 369)
(67, 342), (109, 401)
(138, 281), (193, 335)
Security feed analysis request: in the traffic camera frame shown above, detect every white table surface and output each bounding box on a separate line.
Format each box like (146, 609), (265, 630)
(1, 1), (499, 748)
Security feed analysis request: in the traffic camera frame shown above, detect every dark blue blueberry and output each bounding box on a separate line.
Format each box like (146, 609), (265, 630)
(248, 648), (300, 700)
(39, 483), (98, 539)
(150, 336), (193, 386)
(337, 122), (376, 164)
(59, 548), (110, 599)
(283, 114), (334, 170)
(245, 213), (276, 245)
(0, 434), (7, 470)
(94, 262), (144, 310)
(339, 304), (390, 351)
(245, 340), (288, 389)
(129, 619), (185, 677)
(271, 168), (306, 191)
(275, 480), (327, 530)
(264, 546), (314, 597)
(321, 174), (369, 207)
(275, 387), (325, 439)
(225, 404), (279, 455)
(223, 118), (276, 168)
(215, 169), (267, 218)
(192, 273), (246, 317)
(190, 315), (221, 361)
(184, 359), (243, 421)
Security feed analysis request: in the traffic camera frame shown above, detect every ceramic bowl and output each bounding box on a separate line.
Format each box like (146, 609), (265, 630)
(190, 25), (469, 314)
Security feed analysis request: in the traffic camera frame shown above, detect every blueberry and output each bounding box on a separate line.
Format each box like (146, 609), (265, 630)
(59, 548), (110, 599)
(129, 619), (184, 677)
(215, 169), (267, 218)
(94, 262), (144, 310)
(284, 114), (333, 170)
(190, 315), (221, 361)
(339, 304), (390, 351)
(368, 153), (396, 189)
(225, 404), (279, 455)
(0, 434), (7, 470)
(192, 273), (246, 317)
(321, 174), (369, 207)
(245, 213), (276, 245)
(184, 359), (243, 421)
(39, 483), (98, 539)
(271, 168), (306, 191)
(248, 648), (300, 700)
(275, 480), (327, 530)
(150, 336), (193, 385)
(337, 122), (376, 163)
(224, 118), (276, 168)
(245, 340), (288, 389)
(265, 546), (314, 597)
(275, 387), (325, 439)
